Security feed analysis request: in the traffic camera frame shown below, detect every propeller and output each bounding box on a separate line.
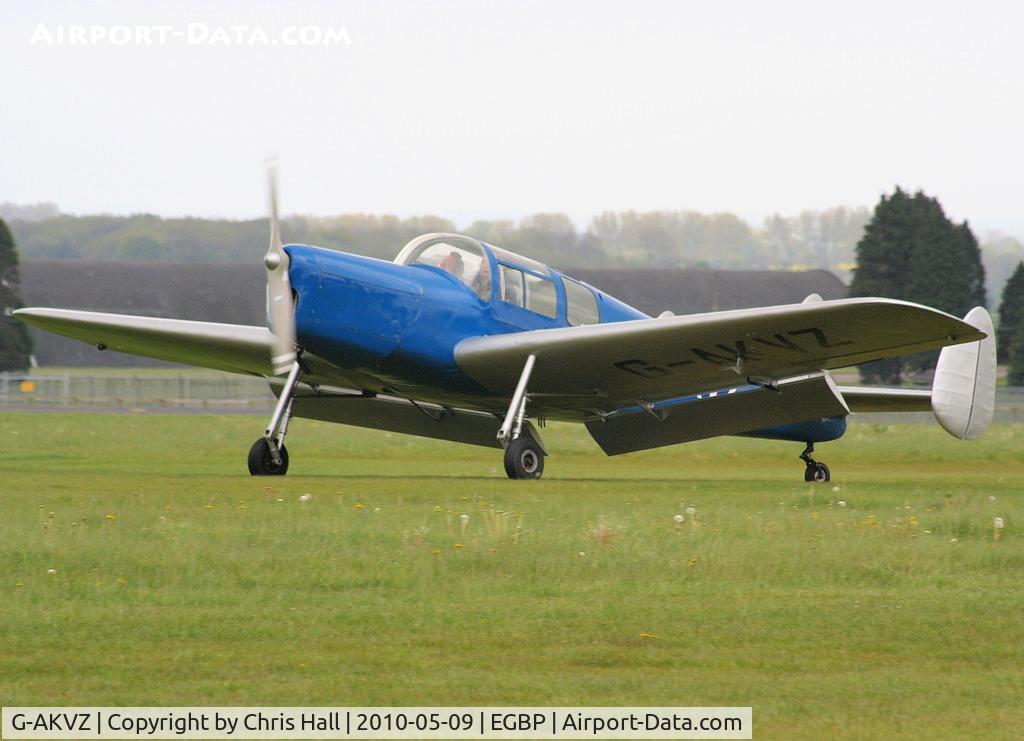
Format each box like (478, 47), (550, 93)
(264, 163), (297, 375)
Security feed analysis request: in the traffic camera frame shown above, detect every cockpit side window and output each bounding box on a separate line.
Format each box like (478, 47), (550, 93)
(563, 278), (600, 325)
(525, 273), (558, 318)
(402, 239), (490, 300)
(499, 264), (524, 307)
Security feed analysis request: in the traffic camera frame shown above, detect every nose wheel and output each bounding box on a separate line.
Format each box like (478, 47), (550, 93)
(248, 438), (289, 475)
(249, 359), (302, 476)
(800, 442), (830, 483)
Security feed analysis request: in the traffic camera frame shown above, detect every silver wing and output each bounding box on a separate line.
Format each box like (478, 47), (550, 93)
(15, 308), (274, 375)
(455, 297), (983, 420)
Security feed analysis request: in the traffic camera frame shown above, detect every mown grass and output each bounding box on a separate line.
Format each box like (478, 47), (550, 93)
(1, 413), (1023, 739)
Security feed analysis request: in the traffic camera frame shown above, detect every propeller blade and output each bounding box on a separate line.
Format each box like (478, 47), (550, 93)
(264, 164), (296, 375)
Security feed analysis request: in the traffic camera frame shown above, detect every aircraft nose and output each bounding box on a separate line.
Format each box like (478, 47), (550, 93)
(283, 244), (321, 305)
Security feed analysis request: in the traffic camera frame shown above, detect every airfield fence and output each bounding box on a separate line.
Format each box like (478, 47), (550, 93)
(3, 372), (1024, 423)
(0, 372), (275, 413)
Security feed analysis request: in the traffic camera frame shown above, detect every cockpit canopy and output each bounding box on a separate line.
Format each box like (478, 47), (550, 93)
(395, 232), (554, 300)
(394, 232), (603, 326)
(394, 234), (492, 299)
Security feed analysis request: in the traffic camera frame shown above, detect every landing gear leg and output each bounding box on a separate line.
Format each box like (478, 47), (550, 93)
(249, 360), (302, 476)
(498, 354), (545, 480)
(800, 442), (830, 483)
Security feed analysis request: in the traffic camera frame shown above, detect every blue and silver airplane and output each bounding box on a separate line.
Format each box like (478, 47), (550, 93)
(16, 175), (996, 480)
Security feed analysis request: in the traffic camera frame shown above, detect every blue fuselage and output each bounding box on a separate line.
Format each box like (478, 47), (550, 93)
(285, 243), (846, 444)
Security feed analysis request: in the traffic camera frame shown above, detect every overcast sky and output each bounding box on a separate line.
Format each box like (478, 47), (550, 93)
(2, 0), (1022, 234)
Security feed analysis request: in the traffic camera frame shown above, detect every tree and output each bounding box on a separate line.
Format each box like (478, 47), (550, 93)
(997, 262), (1024, 363)
(849, 188), (986, 384)
(1007, 312), (1024, 385)
(848, 189), (917, 383)
(0, 219), (32, 371)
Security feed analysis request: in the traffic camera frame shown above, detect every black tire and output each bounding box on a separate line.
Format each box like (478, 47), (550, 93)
(503, 437), (545, 480)
(248, 438), (289, 476)
(804, 462), (830, 483)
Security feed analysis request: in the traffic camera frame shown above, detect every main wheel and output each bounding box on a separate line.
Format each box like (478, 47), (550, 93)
(248, 438), (289, 476)
(804, 462), (830, 483)
(503, 437), (545, 480)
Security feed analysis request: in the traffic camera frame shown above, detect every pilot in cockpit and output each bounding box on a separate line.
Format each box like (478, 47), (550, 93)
(439, 251), (464, 278)
(471, 257), (490, 296)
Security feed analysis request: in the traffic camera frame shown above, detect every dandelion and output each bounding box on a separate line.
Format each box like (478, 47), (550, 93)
(46, 568), (56, 575)
(639, 632), (659, 639)
(355, 502), (364, 510)
(453, 543), (464, 550)
(15, 580), (23, 588)
(950, 538), (959, 543)
(105, 513), (117, 521)
(578, 551), (586, 558)
(276, 498), (283, 502)
(673, 514), (684, 523)
(115, 577), (127, 585)
(687, 557), (698, 568)
(460, 496), (470, 502)
(204, 504), (214, 509)
(433, 506), (444, 513)
(431, 548), (441, 556)
(237, 501), (247, 510)
(838, 501), (847, 508)
(299, 493), (312, 502)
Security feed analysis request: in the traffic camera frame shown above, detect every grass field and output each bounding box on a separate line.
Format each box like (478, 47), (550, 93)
(1, 412), (1022, 739)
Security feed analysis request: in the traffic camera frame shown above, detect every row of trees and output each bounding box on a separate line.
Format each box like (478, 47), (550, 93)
(8, 207), (871, 273)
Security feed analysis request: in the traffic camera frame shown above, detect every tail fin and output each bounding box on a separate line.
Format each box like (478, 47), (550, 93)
(931, 306), (996, 440)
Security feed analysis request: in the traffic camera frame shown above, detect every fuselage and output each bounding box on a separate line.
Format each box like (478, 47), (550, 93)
(284, 236), (847, 444)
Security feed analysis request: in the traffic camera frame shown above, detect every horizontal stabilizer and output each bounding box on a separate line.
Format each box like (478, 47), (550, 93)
(836, 386), (932, 413)
(586, 373), (849, 455)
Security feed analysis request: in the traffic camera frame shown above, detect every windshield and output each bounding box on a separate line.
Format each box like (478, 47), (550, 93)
(396, 235), (491, 299)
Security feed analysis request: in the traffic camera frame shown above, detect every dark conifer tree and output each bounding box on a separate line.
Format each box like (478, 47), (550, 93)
(997, 262), (1024, 363)
(1007, 313), (1024, 386)
(0, 219), (33, 371)
(850, 189), (986, 383)
(849, 188), (916, 384)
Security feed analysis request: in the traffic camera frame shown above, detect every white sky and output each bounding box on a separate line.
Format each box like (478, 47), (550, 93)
(2, 0), (1022, 234)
